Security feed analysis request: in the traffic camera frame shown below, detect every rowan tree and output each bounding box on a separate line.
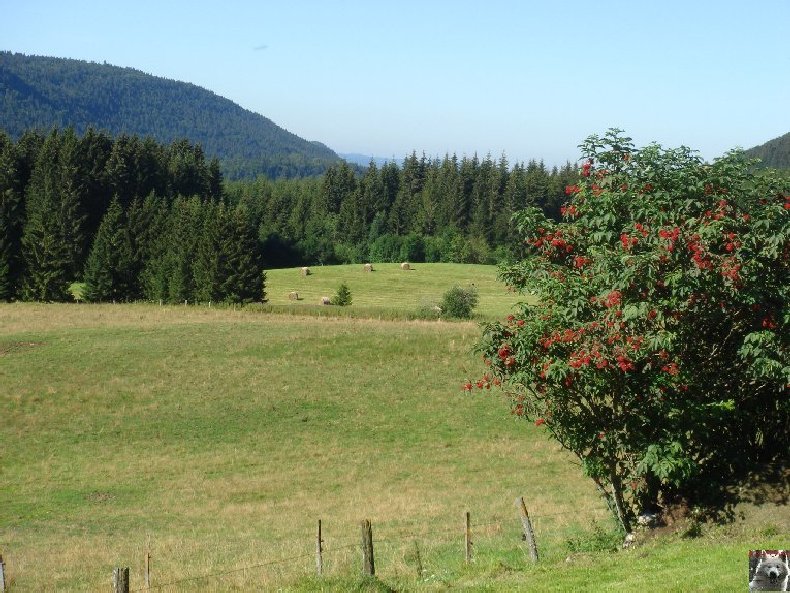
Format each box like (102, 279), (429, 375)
(475, 130), (789, 531)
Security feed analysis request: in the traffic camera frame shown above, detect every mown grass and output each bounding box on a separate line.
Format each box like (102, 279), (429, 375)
(264, 263), (520, 320)
(0, 300), (785, 591)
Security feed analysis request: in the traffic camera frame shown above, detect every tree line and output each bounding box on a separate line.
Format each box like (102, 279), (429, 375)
(0, 127), (578, 303)
(226, 152), (578, 268)
(0, 128), (262, 303)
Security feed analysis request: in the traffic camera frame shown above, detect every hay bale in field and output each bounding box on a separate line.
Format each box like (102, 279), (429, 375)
(321, 296), (331, 305)
(288, 291), (300, 300)
(400, 262), (410, 270)
(363, 263), (373, 272)
(301, 266), (311, 276)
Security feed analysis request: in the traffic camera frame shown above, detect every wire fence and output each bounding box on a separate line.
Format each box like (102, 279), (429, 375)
(0, 502), (617, 591)
(56, 503), (614, 592)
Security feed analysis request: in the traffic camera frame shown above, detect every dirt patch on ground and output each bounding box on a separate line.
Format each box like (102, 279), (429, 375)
(85, 491), (114, 503)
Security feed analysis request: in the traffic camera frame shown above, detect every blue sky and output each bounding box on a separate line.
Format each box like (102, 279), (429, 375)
(2, 0), (788, 166)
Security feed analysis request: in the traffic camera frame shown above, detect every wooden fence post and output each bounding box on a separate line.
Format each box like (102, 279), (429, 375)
(516, 497), (539, 562)
(360, 519), (375, 576)
(144, 550), (151, 589)
(0, 554), (6, 593)
(316, 519), (323, 576)
(464, 511), (472, 563)
(112, 567), (130, 593)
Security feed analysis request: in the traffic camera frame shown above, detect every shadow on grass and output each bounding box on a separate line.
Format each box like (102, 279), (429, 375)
(666, 458), (789, 528)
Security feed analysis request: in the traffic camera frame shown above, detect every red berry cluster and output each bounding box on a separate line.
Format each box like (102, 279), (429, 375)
(658, 226), (680, 252)
(686, 234), (712, 270)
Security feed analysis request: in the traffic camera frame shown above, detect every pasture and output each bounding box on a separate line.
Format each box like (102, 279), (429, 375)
(262, 262), (519, 320)
(0, 268), (784, 591)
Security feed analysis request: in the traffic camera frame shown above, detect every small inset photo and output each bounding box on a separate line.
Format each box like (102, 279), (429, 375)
(749, 550), (789, 591)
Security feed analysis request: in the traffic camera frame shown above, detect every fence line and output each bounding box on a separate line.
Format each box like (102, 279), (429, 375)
(131, 503), (606, 591)
(129, 551), (314, 592)
(1, 500), (615, 591)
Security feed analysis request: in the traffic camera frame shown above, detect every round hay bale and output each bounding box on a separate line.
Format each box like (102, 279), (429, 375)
(363, 263), (373, 272)
(320, 296), (331, 305)
(400, 262), (410, 270)
(301, 266), (311, 276)
(288, 291), (300, 300)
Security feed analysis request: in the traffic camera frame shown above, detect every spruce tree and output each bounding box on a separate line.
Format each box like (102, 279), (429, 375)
(77, 128), (113, 245)
(57, 129), (89, 279)
(192, 201), (222, 303)
(83, 198), (134, 302)
(127, 193), (168, 300)
(139, 196), (202, 303)
(165, 196), (203, 303)
(206, 158), (224, 201)
(22, 130), (85, 301)
(218, 206), (264, 303)
(0, 133), (25, 300)
(331, 282), (352, 306)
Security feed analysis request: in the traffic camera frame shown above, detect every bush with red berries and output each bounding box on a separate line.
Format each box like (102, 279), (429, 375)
(475, 130), (788, 531)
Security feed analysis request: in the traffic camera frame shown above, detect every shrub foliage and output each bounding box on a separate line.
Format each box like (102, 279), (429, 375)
(476, 130), (789, 531)
(441, 285), (479, 319)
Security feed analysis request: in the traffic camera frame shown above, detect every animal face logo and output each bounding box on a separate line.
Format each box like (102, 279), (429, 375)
(750, 550), (789, 591)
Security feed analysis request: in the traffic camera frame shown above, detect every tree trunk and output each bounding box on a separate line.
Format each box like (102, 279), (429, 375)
(609, 469), (632, 533)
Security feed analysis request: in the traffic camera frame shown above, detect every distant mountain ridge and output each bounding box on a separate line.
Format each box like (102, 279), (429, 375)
(339, 152), (401, 168)
(0, 51), (341, 179)
(744, 131), (790, 170)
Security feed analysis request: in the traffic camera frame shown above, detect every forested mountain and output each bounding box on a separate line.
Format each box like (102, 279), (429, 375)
(0, 52), (340, 179)
(745, 131), (790, 169)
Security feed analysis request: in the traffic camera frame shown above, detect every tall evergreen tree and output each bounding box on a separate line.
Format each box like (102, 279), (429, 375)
(320, 161), (357, 214)
(378, 161), (401, 213)
(127, 193), (168, 299)
(192, 201), (222, 303)
(135, 137), (168, 202)
(14, 130), (45, 189)
(83, 198), (135, 302)
(417, 162), (441, 236)
(57, 128), (90, 278)
(0, 133), (25, 300)
(141, 196), (203, 303)
(77, 128), (113, 244)
(206, 157), (224, 201)
(167, 139), (209, 198)
(218, 206), (265, 303)
(456, 154), (478, 230)
(105, 134), (138, 208)
(21, 129), (87, 301)
(166, 196), (203, 302)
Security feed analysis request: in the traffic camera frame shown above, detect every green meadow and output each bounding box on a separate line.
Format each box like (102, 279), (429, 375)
(1, 265), (785, 591)
(262, 262), (519, 320)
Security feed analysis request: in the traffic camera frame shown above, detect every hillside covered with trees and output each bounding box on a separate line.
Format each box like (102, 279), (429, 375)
(0, 127), (577, 302)
(745, 130), (790, 170)
(0, 52), (340, 179)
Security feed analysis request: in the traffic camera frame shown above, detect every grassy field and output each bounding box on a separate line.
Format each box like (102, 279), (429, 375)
(262, 263), (519, 320)
(1, 276), (786, 591)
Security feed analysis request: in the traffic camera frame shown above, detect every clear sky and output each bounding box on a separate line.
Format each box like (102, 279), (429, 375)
(2, 0), (788, 166)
